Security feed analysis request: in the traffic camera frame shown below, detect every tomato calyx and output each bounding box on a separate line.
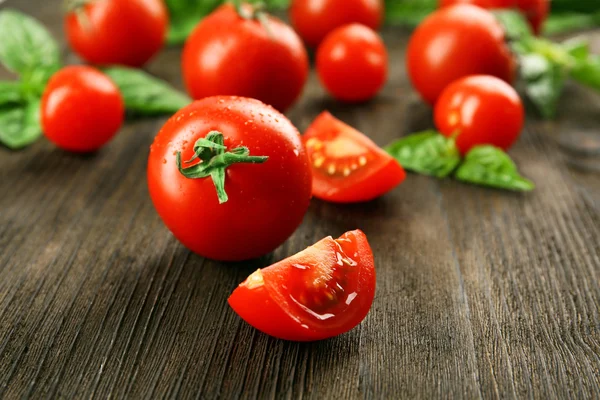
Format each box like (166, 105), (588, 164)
(176, 131), (268, 204)
(231, 1), (274, 38)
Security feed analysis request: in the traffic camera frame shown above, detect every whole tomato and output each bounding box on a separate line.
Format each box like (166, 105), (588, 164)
(289, 0), (383, 48)
(317, 24), (388, 103)
(435, 75), (524, 154)
(65, 0), (168, 67)
(439, 0), (549, 35)
(147, 96), (313, 261)
(182, 4), (309, 113)
(407, 4), (515, 105)
(41, 66), (124, 152)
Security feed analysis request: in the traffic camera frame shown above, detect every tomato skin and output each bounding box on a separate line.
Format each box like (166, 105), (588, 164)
(435, 75), (524, 154)
(228, 230), (376, 341)
(439, 0), (549, 35)
(41, 66), (124, 152)
(65, 0), (168, 67)
(147, 96), (312, 261)
(317, 24), (388, 103)
(407, 4), (516, 105)
(289, 0), (383, 48)
(304, 112), (405, 203)
(182, 4), (309, 113)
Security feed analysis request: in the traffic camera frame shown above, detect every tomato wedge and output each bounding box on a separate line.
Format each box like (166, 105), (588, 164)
(303, 112), (405, 203)
(228, 230), (376, 341)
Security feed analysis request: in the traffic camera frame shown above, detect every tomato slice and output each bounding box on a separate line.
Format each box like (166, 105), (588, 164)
(303, 112), (405, 203)
(228, 230), (376, 341)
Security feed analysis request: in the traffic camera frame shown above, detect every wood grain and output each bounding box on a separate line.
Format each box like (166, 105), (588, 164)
(1, 0), (599, 398)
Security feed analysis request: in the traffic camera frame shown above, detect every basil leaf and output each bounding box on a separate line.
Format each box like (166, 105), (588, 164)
(166, 0), (222, 44)
(0, 99), (42, 150)
(455, 146), (535, 192)
(519, 53), (567, 119)
(0, 81), (23, 107)
(494, 10), (532, 41)
(571, 55), (600, 92)
(104, 67), (191, 115)
(0, 10), (60, 87)
(384, 0), (435, 26)
(386, 131), (461, 178)
(544, 12), (600, 36)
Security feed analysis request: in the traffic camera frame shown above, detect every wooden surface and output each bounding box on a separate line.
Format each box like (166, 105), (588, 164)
(1, 1), (600, 399)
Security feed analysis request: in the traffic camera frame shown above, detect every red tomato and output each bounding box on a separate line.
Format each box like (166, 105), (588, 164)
(317, 24), (388, 103)
(182, 4), (308, 113)
(289, 0), (383, 48)
(147, 96), (312, 261)
(407, 4), (516, 105)
(439, 0), (549, 35)
(65, 0), (168, 67)
(303, 112), (405, 203)
(435, 75), (524, 154)
(41, 66), (124, 152)
(229, 230), (376, 341)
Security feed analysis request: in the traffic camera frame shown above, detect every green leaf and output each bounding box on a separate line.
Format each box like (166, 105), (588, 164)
(0, 9), (60, 86)
(570, 55), (600, 92)
(518, 53), (567, 119)
(384, 0), (436, 26)
(455, 146), (534, 192)
(493, 10), (532, 41)
(386, 131), (461, 178)
(0, 81), (23, 107)
(104, 67), (191, 115)
(544, 12), (600, 36)
(0, 99), (42, 150)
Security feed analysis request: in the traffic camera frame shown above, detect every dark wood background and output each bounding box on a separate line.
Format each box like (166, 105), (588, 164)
(1, 1), (599, 398)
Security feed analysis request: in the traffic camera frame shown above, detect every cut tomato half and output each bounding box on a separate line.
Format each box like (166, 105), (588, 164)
(228, 230), (376, 341)
(303, 112), (406, 203)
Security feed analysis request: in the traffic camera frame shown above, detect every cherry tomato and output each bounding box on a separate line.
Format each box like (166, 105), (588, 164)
(65, 0), (168, 67)
(317, 24), (388, 103)
(182, 4), (308, 113)
(303, 112), (405, 203)
(435, 75), (524, 154)
(229, 230), (376, 341)
(41, 66), (124, 152)
(439, 0), (549, 35)
(289, 0), (383, 48)
(147, 96), (312, 261)
(407, 4), (516, 105)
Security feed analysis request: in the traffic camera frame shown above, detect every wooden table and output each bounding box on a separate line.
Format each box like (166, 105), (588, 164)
(1, 1), (599, 398)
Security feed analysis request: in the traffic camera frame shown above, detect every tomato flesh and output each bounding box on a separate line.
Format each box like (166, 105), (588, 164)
(228, 230), (376, 341)
(303, 112), (405, 203)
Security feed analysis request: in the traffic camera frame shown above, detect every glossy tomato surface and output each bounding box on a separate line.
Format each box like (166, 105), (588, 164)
(303, 112), (405, 203)
(182, 4), (308, 113)
(439, 0), (549, 34)
(317, 24), (388, 102)
(41, 66), (124, 152)
(407, 4), (515, 105)
(289, 0), (383, 48)
(435, 75), (524, 154)
(65, 0), (168, 67)
(229, 230), (376, 341)
(147, 96), (312, 261)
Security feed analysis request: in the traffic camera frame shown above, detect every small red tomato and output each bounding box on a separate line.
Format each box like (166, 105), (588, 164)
(289, 0), (383, 48)
(435, 75), (524, 154)
(229, 230), (376, 341)
(182, 4), (308, 113)
(147, 96), (312, 261)
(65, 0), (168, 67)
(317, 24), (388, 103)
(439, 0), (549, 35)
(303, 112), (405, 203)
(407, 4), (515, 105)
(41, 66), (124, 152)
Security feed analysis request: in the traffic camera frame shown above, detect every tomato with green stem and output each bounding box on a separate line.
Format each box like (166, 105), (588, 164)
(289, 0), (383, 48)
(147, 96), (312, 261)
(435, 75), (524, 154)
(303, 112), (405, 203)
(407, 4), (516, 105)
(317, 24), (388, 103)
(65, 0), (168, 67)
(41, 66), (124, 152)
(229, 230), (376, 341)
(182, 3), (308, 113)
